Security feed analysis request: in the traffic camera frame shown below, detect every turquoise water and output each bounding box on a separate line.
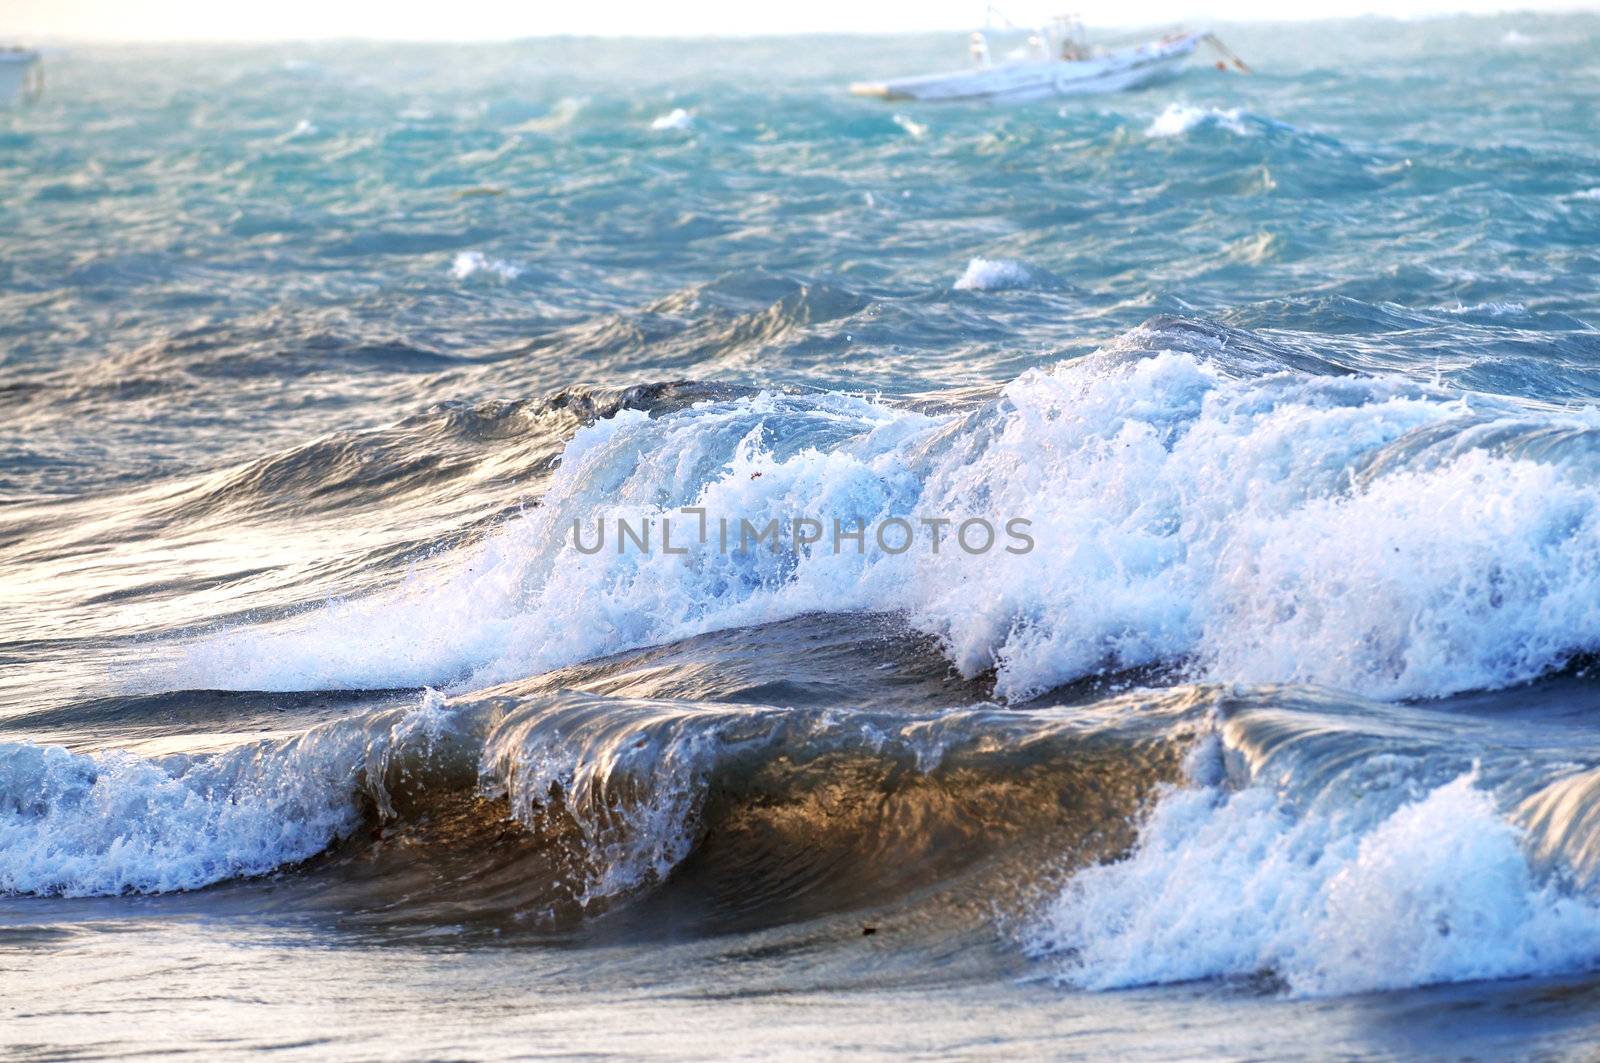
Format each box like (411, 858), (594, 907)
(4, 14), (1600, 1058)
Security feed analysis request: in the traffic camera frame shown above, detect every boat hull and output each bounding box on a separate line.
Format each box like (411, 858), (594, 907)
(0, 52), (42, 106)
(851, 33), (1200, 103)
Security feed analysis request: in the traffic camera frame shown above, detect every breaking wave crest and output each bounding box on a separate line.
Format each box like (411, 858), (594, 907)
(148, 318), (1600, 704)
(0, 686), (1200, 905)
(952, 257), (1062, 291)
(1026, 692), (1600, 997)
(1032, 770), (1600, 996)
(15, 676), (1600, 1003)
(1145, 103), (1253, 139)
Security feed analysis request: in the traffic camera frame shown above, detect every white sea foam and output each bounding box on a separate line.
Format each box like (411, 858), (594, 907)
(151, 349), (1600, 703)
(650, 107), (696, 131)
(0, 695), (480, 897)
(1028, 768), (1600, 996)
(450, 251), (523, 282)
(952, 257), (1045, 291)
(892, 113), (928, 139)
(0, 738), (359, 896)
(1435, 300), (1527, 316)
(1145, 103), (1251, 139)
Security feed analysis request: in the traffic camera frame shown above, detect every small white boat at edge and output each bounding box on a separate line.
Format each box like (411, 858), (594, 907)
(0, 48), (44, 107)
(851, 20), (1241, 104)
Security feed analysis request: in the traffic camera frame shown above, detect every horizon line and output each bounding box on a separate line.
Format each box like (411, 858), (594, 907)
(8, 6), (1592, 48)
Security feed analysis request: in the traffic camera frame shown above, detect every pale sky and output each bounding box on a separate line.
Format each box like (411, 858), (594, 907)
(7, 0), (1596, 41)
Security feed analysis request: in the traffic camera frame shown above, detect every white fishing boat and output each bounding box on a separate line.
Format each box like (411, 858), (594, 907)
(0, 48), (44, 106)
(850, 18), (1246, 104)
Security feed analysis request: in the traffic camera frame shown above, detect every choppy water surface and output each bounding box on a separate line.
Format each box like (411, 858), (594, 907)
(4, 14), (1600, 1058)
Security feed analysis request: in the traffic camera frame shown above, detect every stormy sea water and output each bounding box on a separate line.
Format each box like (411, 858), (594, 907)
(3, 13), (1600, 1058)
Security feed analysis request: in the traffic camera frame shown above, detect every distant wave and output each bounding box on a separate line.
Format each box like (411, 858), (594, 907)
(451, 251), (524, 281)
(1145, 103), (1251, 139)
(1140, 103), (1332, 146)
(1433, 300), (1527, 317)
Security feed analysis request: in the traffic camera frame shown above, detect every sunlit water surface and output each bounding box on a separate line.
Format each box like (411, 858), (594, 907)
(4, 15), (1600, 1059)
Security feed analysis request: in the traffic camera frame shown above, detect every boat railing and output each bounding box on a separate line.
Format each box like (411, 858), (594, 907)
(1093, 24), (1189, 47)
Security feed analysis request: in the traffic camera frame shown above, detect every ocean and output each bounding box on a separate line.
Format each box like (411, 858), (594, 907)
(3, 13), (1600, 1058)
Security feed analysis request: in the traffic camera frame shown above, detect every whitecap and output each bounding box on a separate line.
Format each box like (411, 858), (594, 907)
(450, 251), (524, 282)
(1145, 102), (1251, 139)
(952, 256), (1049, 291)
(650, 107), (696, 132)
(892, 113), (928, 139)
(1434, 300), (1527, 316)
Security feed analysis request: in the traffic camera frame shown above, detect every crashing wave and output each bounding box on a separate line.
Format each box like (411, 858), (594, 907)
(149, 319), (1600, 704)
(1027, 696), (1600, 996)
(0, 686), (1195, 902)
